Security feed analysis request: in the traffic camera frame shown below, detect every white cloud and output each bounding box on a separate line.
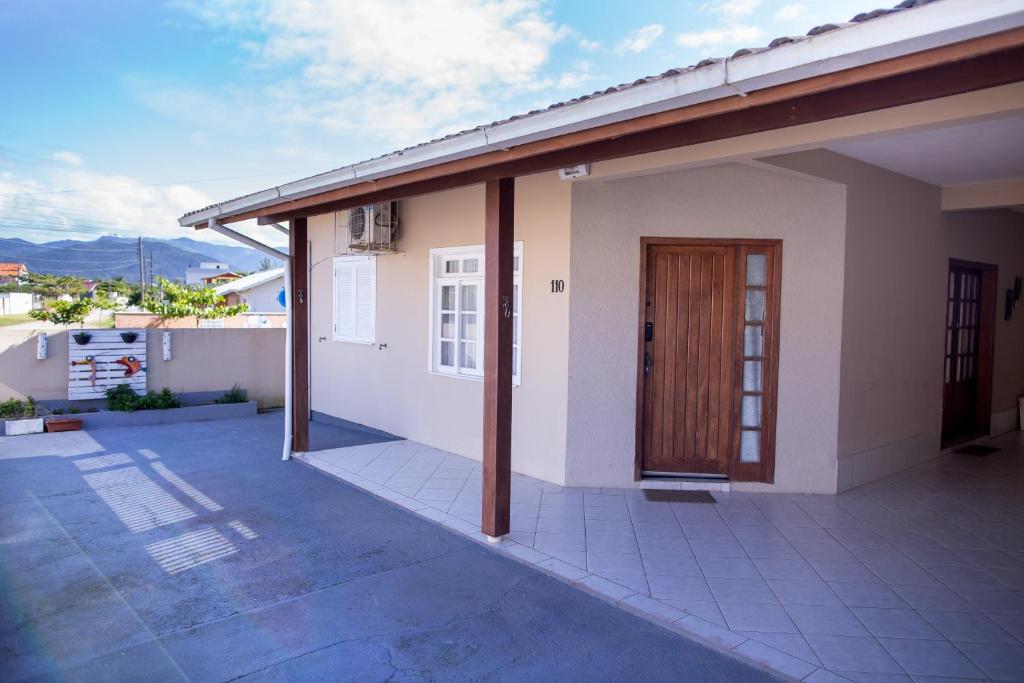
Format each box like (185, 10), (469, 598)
(578, 38), (601, 52)
(703, 0), (762, 20)
(0, 164), (280, 247)
(53, 151), (83, 166)
(677, 24), (762, 50)
(555, 61), (592, 90)
(774, 3), (806, 21)
(615, 24), (664, 55)
(172, 0), (568, 146)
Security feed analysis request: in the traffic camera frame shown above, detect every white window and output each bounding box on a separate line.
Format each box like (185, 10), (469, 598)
(333, 255), (376, 344)
(429, 243), (522, 384)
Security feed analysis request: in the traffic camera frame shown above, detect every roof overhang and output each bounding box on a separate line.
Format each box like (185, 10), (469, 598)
(180, 0), (1024, 228)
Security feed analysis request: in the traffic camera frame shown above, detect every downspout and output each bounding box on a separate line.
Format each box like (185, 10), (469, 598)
(281, 258), (293, 461)
(206, 219), (293, 460)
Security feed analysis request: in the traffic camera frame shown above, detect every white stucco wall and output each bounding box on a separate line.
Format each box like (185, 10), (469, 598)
(566, 162), (848, 493)
(764, 150), (1024, 491)
(308, 172), (572, 484)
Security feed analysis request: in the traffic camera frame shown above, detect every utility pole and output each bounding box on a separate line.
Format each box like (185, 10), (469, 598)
(138, 237), (146, 303)
(148, 252), (154, 287)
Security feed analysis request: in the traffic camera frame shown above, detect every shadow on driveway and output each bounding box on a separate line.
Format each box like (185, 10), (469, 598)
(0, 413), (777, 681)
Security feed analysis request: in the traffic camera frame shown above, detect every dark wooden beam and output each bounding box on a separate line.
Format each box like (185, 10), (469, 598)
(234, 36), (1024, 226)
(481, 178), (514, 539)
(289, 217), (310, 453)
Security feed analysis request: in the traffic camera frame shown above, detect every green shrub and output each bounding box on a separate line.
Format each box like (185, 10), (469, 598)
(105, 385), (181, 412)
(214, 384), (248, 404)
(0, 396), (37, 419)
(105, 385), (139, 411)
(135, 389), (181, 411)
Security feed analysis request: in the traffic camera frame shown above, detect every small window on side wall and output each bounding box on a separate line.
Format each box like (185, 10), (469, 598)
(333, 255), (376, 344)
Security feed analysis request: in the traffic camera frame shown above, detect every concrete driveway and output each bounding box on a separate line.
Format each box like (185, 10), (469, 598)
(0, 413), (776, 682)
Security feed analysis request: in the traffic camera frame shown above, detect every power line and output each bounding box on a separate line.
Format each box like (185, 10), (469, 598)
(0, 166), (331, 198)
(0, 242), (138, 252)
(0, 204), (177, 224)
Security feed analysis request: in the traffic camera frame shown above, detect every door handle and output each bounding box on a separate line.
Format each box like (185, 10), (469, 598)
(644, 321), (654, 342)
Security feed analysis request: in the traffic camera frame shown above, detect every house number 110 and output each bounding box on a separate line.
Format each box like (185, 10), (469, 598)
(550, 279), (565, 293)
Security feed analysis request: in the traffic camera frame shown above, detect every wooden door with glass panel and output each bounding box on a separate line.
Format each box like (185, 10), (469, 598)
(636, 238), (780, 482)
(941, 259), (996, 447)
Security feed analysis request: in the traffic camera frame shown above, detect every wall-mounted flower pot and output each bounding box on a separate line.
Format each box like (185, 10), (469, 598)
(73, 332), (92, 345)
(45, 417), (83, 433)
(119, 332), (138, 344)
(3, 417), (44, 436)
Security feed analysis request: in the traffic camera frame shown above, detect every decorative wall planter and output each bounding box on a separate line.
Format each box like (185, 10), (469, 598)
(119, 332), (138, 344)
(3, 417), (44, 436)
(45, 417), (83, 433)
(72, 332), (92, 345)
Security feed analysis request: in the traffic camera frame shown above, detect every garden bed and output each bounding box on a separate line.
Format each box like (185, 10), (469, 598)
(0, 401), (257, 434)
(71, 400), (258, 429)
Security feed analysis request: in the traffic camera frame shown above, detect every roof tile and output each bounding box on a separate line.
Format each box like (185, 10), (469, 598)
(183, 0), (942, 219)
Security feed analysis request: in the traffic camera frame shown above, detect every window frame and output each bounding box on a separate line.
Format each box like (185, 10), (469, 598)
(332, 254), (377, 345)
(427, 243), (523, 385)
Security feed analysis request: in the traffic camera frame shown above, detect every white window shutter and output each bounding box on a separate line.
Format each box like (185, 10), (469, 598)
(355, 259), (375, 341)
(333, 256), (375, 343)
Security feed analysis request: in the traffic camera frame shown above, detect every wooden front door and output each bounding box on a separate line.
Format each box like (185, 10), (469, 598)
(941, 259), (996, 447)
(636, 239), (781, 482)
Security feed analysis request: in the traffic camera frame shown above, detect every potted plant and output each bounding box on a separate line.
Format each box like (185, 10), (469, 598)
(29, 299), (94, 343)
(119, 331), (138, 343)
(1, 396), (44, 436)
(46, 416), (83, 432)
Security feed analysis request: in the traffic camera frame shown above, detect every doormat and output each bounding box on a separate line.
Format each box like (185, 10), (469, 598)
(953, 445), (1000, 456)
(643, 489), (716, 503)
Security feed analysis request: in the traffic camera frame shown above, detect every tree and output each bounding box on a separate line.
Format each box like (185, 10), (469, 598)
(96, 277), (133, 298)
(143, 277), (248, 327)
(21, 273), (87, 299)
(29, 299), (93, 327)
(92, 293), (119, 326)
(258, 256), (274, 272)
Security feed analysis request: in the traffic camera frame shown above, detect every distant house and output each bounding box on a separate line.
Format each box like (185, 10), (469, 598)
(0, 263), (28, 284)
(214, 267), (285, 312)
(185, 262), (240, 286)
(0, 292), (33, 315)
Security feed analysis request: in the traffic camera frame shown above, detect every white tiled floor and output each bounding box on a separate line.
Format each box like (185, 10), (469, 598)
(298, 430), (1024, 682)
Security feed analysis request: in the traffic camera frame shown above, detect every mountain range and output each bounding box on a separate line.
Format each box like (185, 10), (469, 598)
(0, 235), (280, 282)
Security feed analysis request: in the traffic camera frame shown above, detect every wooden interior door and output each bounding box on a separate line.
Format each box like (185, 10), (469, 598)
(639, 243), (737, 476)
(941, 259), (996, 447)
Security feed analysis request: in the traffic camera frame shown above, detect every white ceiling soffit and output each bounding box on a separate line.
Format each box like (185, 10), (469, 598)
(180, 0), (1024, 227)
(828, 113), (1024, 186)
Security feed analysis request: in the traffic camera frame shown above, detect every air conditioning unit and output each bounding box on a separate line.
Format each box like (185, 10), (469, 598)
(343, 202), (398, 253)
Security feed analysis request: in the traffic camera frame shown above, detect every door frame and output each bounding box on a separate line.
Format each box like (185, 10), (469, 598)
(941, 258), (998, 448)
(634, 237), (782, 483)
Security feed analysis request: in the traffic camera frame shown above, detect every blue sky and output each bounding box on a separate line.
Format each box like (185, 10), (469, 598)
(0, 0), (872, 247)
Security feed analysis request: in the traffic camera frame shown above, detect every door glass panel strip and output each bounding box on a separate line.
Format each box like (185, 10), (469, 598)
(740, 430), (760, 463)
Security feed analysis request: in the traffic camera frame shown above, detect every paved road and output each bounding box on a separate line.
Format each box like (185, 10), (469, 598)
(0, 413), (777, 681)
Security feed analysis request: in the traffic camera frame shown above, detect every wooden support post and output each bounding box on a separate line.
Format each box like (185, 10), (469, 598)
(290, 217), (310, 453)
(482, 178), (514, 538)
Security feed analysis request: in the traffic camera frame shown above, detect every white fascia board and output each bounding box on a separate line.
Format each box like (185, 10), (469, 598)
(727, 0), (1024, 91)
(180, 0), (1024, 228)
